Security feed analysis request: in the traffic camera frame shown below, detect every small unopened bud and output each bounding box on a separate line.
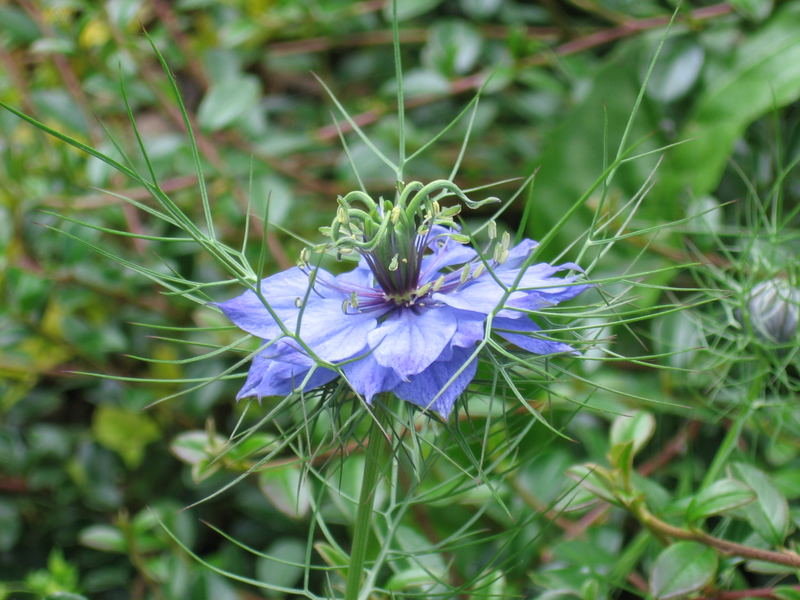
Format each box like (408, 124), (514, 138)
(336, 206), (348, 224)
(390, 205), (402, 224)
(747, 278), (799, 343)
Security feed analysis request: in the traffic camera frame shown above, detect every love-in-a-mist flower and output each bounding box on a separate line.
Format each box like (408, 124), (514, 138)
(218, 180), (588, 417)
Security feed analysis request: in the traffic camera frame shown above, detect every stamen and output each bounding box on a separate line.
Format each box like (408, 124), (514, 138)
(473, 262), (485, 278)
(432, 275), (445, 291)
(460, 264), (471, 284)
(488, 220), (497, 240)
(388, 254), (399, 271)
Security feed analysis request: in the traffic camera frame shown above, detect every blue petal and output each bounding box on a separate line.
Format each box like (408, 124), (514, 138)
(217, 267), (378, 363)
(433, 279), (525, 316)
(292, 298), (377, 362)
(341, 352), (401, 402)
(367, 307), (458, 378)
(216, 267), (319, 340)
(492, 316), (577, 355)
(237, 343), (338, 399)
(419, 238), (477, 283)
(499, 239), (539, 269)
(393, 345), (478, 418)
(509, 282), (591, 311)
(451, 311), (486, 347)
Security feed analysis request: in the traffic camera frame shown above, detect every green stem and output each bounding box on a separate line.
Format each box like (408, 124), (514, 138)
(345, 404), (389, 600)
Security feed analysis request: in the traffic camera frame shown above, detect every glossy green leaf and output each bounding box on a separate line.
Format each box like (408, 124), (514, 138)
(730, 0), (773, 21)
(197, 76), (260, 131)
(645, 38), (704, 103)
(422, 20), (482, 76)
(657, 3), (800, 204)
(687, 478), (756, 522)
(610, 411), (655, 456)
(255, 538), (306, 590)
(258, 464), (311, 519)
(649, 541), (717, 599)
(731, 462), (790, 545)
(459, 0), (502, 18)
(78, 525), (127, 553)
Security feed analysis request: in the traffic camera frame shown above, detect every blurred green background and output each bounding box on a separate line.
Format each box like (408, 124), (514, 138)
(1, 0), (799, 598)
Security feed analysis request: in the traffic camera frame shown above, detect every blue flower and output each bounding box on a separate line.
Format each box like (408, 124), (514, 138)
(217, 227), (588, 418)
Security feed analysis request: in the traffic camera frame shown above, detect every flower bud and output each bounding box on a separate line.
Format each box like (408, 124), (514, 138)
(747, 278), (799, 343)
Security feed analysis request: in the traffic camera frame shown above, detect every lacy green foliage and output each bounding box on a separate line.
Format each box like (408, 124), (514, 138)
(1, 1), (799, 599)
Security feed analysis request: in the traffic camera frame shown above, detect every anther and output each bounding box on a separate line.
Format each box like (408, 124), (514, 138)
(388, 254), (399, 271)
(460, 264), (471, 284)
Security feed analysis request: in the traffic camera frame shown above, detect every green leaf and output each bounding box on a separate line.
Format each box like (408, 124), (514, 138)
(170, 431), (221, 466)
(255, 538), (306, 590)
(657, 3), (800, 204)
(0, 6), (41, 45)
(730, 0), (774, 21)
(459, 0), (502, 19)
(610, 411), (655, 456)
(386, 567), (438, 591)
(645, 37), (704, 103)
(383, 0), (443, 21)
(258, 464), (311, 519)
(92, 405), (160, 469)
(566, 464), (620, 506)
(730, 462), (790, 545)
(774, 587), (800, 600)
(649, 541), (717, 600)
(197, 76), (260, 131)
(78, 525), (127, 553)
(422, 20), (483, 76)
(0, 499), (21, 552)
(687, 479), (756, 522)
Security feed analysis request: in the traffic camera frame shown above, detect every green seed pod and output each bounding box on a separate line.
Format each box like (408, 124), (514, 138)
(747, 278), (799, 343)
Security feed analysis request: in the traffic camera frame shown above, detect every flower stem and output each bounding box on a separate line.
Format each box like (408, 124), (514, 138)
(344, 402), (389, 600)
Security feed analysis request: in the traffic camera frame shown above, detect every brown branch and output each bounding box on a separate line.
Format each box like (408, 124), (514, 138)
(700, 586), (800, 600)
(639, 419), (701, 477)
(267, 26), (560, 57)
(315, 2), (734, 142)
(637, 506), (800, 569)
(105, 19), (293, 269)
